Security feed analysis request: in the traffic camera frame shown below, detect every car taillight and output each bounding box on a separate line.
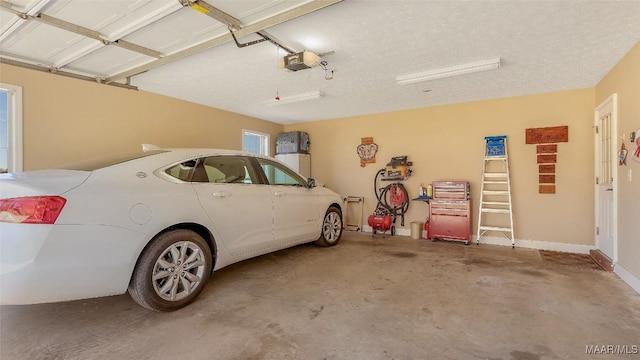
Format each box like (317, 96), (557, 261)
(0, 196), (67, 224)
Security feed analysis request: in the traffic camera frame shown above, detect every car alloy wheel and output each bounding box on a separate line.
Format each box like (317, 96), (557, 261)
(315, 206), (343, 247)
(129, 229), (212, 311)
(152, 240), (207, 302)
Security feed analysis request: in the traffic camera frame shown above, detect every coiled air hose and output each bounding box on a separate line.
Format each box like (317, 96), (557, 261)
(373, 169), (410, 226)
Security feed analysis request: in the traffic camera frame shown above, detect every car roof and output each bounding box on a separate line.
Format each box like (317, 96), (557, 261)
(161, 148), (273, 161)
(58, 147), (282, 173)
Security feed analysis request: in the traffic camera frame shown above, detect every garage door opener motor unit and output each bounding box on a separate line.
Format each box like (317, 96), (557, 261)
(276, 131), (310, 154)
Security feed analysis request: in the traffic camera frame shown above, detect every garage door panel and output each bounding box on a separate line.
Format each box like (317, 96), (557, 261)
(0, 21), (100, 68)
(122, 7), (227, 55)
(42, 0), (180, 40)
(65, 45), (154, 77)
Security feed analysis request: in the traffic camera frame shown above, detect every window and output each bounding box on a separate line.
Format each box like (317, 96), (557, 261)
(166, 156), (258, 184)
(242, 130), (269, 156)
(599, 113), (612, 185)
(0, 83), (23, 173)
(165, 160), (198, 182)
(257, 158), (306, 186)
(201, 156), (257, 184)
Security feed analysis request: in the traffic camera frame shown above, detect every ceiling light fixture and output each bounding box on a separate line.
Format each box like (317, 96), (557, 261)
(263, 91), (324, 107)
(396, 57), (501, 85)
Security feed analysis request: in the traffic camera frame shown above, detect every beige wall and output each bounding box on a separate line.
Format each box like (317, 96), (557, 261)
(286, 88), (596, 246)
(596, 41), (640, 280)
(3, 42), (637, 258)
(0, 64), (283, 170)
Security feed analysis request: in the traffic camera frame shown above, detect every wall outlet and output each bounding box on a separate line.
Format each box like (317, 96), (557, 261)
(628, 169), (633, 181)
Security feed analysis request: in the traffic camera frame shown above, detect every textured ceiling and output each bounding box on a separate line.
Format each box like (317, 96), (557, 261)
(2, 1), (640, 124)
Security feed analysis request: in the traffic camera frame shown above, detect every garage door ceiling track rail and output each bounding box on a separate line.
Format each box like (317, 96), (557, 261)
(0, 0), (340, 88)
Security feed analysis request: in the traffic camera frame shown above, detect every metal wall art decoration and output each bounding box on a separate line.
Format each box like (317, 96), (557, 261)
(357, 137), (378, 167)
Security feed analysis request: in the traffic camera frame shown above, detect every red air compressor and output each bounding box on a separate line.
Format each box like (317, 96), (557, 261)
(368, 210), (393, 237)
(368, 166), (410, 237)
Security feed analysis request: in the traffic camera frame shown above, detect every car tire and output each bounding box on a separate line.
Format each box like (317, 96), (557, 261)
(314, 206), (343, 247)
(128, 229), (212, 312)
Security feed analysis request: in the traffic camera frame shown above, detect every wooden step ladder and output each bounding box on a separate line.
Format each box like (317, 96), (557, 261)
(477, 136), (515, 247)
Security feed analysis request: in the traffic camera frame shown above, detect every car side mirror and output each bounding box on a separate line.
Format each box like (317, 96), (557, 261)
(307, 178), (316, 188)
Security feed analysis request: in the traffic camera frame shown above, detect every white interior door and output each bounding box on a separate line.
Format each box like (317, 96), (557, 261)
(594, 95), (617, 261)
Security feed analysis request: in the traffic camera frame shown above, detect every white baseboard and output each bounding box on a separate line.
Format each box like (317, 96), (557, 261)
(361, 225), (412, 237)
(614, 263), (640, 295)
(475, 235), (595, 254)
(359, 227), (595, 254)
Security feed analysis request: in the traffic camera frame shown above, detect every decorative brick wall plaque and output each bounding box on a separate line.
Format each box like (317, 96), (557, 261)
(539, 185), (556, 194)
(537, 154), (557, 163)
(526, 126), (569, 144)
(536, 144), (557, 153)
(539, 175), (555, 183)
(538, 164), (555, 173)
(526, 126), (568, 194)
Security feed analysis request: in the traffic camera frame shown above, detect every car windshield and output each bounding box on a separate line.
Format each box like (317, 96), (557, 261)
(56, 150), (168, 171)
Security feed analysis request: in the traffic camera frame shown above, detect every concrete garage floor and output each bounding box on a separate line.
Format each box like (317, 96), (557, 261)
(1, 232), (639, 360)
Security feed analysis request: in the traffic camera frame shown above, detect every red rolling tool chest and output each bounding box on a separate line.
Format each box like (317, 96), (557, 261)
(429, 181), (472, 244)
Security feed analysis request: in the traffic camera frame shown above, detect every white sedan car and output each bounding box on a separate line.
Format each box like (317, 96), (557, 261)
(0, 148), (343, 311)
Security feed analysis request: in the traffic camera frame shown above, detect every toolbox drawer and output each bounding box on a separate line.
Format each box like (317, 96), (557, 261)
(432, 181), (470, 200)
(430, 213), (470, 241)
(429, 199), (471, 242)
(430, 199), (470, 214)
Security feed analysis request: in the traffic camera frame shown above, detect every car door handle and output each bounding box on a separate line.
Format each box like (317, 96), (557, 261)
(274, 191), (286, 197)
(212, 191), (232, 198)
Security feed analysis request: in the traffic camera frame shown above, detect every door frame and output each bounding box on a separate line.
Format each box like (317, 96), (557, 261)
(0, 82), (23, 173)
(594, 93), (618, 262)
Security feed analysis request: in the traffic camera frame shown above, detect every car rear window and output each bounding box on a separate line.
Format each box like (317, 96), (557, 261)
(56, 150), (168, 171)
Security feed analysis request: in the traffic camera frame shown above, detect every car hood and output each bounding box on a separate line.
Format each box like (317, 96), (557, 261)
(0, 170), (91, 198)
